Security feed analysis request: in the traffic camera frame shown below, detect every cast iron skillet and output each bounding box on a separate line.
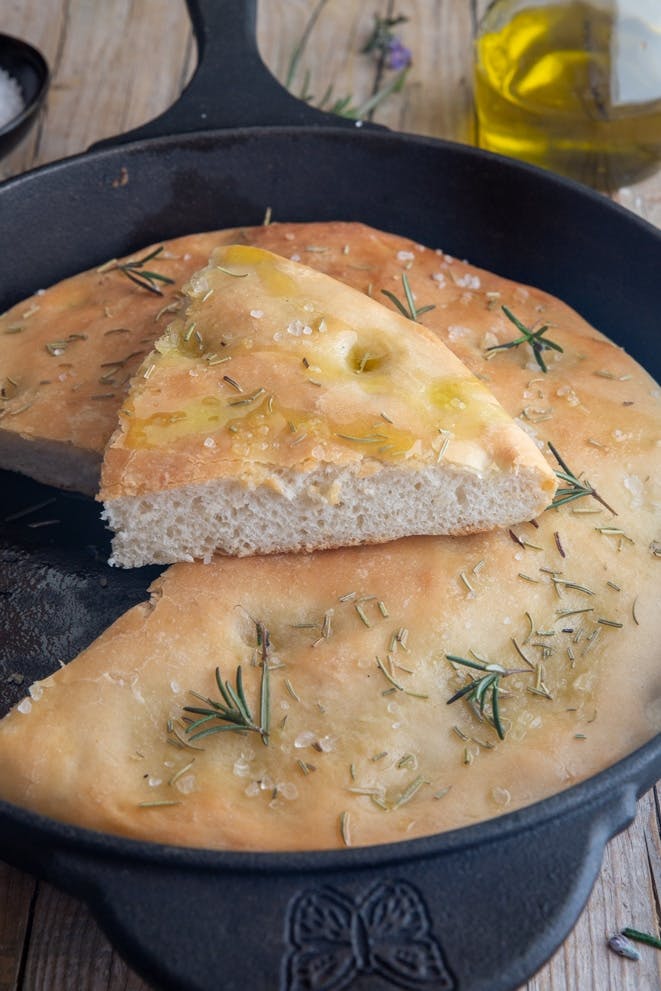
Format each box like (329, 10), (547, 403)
(0, 2), (659, 989)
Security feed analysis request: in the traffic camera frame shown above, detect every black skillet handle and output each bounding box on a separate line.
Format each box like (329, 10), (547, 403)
(92, 0), (361, 150)
(39, 786), (637, 991)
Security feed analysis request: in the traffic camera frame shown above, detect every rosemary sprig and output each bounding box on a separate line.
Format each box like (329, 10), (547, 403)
(184, 626), (271, 745)
(381, 273), (435, 323)
(113, 246), (175, 296)
(485, 306), (563, 373)
(547, 441), (617, 514)
(445, 655), (527, 740)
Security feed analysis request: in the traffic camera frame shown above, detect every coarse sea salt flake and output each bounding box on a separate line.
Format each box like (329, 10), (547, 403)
(623, 474), (644, 508)
(397, 250), (415, 262)
(294, 730), (316, 749)
(448, 324), (471, 341)
(456, 273), (481, 290)
(250, 309), (264, 319)
(175, 774), (196, 795)
(17, 698), (32, 715)
(0, 68), (23, 128)
(279, 782), (298, 800)
(188, 274), (209, 297)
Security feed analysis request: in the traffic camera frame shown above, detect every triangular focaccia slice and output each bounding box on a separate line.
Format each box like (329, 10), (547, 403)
(100, 245), (556, 566)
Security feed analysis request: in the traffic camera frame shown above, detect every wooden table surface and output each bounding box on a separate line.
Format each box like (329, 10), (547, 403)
(1, 2), (660, 989)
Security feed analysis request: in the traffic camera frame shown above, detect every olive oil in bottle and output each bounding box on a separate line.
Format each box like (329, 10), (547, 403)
(474, 0), (661, 188)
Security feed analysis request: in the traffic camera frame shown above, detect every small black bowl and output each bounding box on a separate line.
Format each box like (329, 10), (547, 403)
(0, 34), (49, 158)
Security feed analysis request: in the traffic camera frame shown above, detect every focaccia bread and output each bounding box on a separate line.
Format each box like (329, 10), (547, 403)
(0, 503), (658, 851)
(0, 224), (659, 851)
(2, 218), (656, 504)
(99, 245), (556, 565)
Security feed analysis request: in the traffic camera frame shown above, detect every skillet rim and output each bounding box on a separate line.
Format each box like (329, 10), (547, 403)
(3, 121), (661, 239)
(0, 122), (659, 862)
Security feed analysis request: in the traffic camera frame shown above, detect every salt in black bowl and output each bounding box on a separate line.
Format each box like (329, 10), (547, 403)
(0, 34), (49, 159)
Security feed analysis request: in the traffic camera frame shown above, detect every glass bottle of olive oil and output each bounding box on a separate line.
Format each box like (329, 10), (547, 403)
(474, 0), (661, 188)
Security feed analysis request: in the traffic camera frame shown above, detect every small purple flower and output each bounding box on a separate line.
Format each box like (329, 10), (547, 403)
(386, 37), (412, 70)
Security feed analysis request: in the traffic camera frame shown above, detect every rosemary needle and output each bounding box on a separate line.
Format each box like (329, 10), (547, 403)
(621, 927), (661, 951)
(381, 273), (435, 323)
(112, 246), (175, 296)
(392, 775), (428, 809)
(376, 655), (428, 698)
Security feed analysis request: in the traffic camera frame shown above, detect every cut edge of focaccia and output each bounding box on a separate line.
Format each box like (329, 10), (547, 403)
(99, 245), (557, 566)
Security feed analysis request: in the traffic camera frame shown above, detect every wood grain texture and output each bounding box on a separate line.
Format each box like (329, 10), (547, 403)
(20, 882), (151, 991)
(0, 863), (35, 991)
(0, 2), (659, 990)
